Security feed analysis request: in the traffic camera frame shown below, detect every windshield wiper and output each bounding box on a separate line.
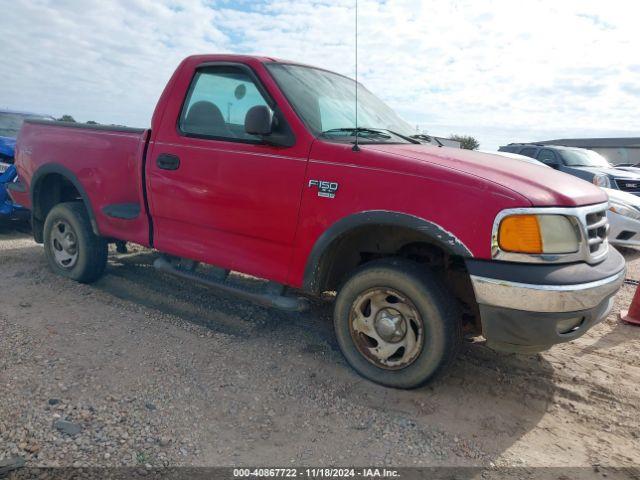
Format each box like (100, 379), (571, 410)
(381, 129), (421, 144)
(409, 134), (443, 147)
(320, 127), (392, 139)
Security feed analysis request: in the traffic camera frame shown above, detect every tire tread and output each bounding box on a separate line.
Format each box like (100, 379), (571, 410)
(334, 257), (462, 388)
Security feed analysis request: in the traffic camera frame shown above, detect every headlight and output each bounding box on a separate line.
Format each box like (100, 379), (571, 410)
(609, 201), (640, 220)
(498, 214), (579, 254)
(593, 174), (611, 188)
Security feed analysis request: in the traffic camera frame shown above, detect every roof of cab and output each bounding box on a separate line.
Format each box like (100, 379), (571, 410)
(182, 54), (289, 64)
(181, 54), (326, 71)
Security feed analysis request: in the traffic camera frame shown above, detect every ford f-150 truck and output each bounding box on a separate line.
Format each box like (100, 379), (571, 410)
(10, 54), (625, 389)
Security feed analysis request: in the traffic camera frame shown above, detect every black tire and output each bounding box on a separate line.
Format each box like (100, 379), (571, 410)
(43, 202), (108, 283)
(334, 258), (462, 389)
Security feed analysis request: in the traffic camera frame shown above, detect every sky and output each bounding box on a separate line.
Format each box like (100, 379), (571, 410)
(1, 0), (639, 150)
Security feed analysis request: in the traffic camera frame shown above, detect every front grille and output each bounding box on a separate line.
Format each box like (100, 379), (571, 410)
(584, 208), (608, 255)
(615, 178), (640, 192)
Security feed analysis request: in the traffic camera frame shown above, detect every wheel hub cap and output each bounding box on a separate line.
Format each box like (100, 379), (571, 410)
(374, 308), (407, 343)
(50, 220), (79, 269)
(349, 288), (424, 370)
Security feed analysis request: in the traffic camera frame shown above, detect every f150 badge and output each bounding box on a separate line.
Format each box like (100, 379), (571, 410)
(308, 179), (339, 199)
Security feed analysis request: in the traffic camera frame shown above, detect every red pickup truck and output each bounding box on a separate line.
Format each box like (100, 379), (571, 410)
(10, 54), (625, 388)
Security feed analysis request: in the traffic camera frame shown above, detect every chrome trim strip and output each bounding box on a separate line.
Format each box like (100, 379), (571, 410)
(590, 217), (608, 229)
(491, 203), (609, 265)
(470, 269), (624, 313)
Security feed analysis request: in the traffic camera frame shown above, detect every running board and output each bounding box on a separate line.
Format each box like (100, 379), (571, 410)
(153, 256), (309, 312)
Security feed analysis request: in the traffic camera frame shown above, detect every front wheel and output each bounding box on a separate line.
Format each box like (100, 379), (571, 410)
(43, 202), (108, 283)
(333, 258), (462, 389)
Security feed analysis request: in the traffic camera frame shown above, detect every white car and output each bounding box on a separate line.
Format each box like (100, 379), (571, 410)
(479, 150), (548, 166)
(603, 188), (640, 248)
(484, 150), (640, 249)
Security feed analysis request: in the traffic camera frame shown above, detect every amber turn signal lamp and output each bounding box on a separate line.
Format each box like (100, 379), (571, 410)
(498, 215), (543, 254)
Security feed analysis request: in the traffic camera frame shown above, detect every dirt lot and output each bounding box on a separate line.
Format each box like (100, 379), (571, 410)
(1, 224), (639, 472)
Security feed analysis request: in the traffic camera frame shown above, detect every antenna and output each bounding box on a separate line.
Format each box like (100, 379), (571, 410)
(352, 0), (360, 152)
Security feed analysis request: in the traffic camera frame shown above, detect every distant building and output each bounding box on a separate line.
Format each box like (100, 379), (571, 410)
(536, 138), (640, 165)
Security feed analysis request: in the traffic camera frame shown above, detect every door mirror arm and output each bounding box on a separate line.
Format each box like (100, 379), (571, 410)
(261, 132), (296, 148)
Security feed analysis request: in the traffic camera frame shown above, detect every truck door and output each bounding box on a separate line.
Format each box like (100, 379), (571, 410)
(146, 63), (308, 284)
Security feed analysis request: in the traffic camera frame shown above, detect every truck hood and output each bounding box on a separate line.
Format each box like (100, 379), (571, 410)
(615, 166), (640, 175)
(564, 165), (640, 179)
(0, 135), (16, 158)
(367, 144), (607, 207)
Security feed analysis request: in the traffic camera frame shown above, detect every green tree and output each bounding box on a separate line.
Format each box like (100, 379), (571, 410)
(86, 120), (98, 125)
(57, 114), (76, 123)
(449, 134), (480, 150)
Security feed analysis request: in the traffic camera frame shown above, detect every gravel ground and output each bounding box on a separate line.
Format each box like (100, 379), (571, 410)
(1, 224), (639, 472)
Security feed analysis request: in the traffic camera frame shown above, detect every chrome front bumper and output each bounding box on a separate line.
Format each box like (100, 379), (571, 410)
(466, 248), (626, 353)
(470, 270), (625, 313)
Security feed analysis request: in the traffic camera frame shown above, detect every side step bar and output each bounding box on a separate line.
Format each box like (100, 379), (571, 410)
(153, 256), (309, 312)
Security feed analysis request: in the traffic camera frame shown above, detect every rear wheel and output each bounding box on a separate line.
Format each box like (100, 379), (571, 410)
(334, 258), (461, 389)
(43, 202), (107, 283)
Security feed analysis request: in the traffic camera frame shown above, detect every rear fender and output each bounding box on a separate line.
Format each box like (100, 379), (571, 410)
(30, 164), (99, 241)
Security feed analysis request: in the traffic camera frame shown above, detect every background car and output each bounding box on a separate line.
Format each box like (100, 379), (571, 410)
(499, 143), (640, 196)
(479, 150), (550, 166)
(0, 110), (54, 221)
(612, 164), (640, 175)
(603, 187), (640, 249)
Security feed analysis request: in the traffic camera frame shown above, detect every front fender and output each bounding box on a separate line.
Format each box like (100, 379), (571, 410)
(302, 210), (472, 293)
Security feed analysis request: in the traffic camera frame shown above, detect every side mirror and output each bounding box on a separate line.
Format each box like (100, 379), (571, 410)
(245, 105), (272, 136)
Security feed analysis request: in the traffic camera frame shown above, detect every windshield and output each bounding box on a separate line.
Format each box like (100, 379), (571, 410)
(0, 112), (52, 138)
(266, 63), (416, 144)
(561, 149), (611, 167)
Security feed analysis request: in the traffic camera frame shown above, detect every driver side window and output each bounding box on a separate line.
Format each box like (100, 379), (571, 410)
(179, 66), (271, 142)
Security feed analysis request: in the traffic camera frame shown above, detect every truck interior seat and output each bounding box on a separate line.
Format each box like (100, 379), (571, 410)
(183, 101), (232, 138)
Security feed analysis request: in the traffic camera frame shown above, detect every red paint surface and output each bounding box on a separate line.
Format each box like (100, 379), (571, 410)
(14, 123), (151, 246)
(13, 54), (609, 289)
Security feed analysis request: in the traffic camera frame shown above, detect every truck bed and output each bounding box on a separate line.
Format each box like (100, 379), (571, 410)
(15, 120), (151, 246)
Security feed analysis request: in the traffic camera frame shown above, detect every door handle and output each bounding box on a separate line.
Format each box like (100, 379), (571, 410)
(156, 154), (180, 170)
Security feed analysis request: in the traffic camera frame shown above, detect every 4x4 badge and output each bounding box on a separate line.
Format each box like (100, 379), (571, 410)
(308, 179), (339, 199)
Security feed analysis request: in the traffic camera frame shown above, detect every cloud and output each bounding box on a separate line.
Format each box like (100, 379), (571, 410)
(577, 13), (615, 30)
(1, 0), (639, 149)
(622, 84), (640, 96)
(1, 0), (231, 125)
